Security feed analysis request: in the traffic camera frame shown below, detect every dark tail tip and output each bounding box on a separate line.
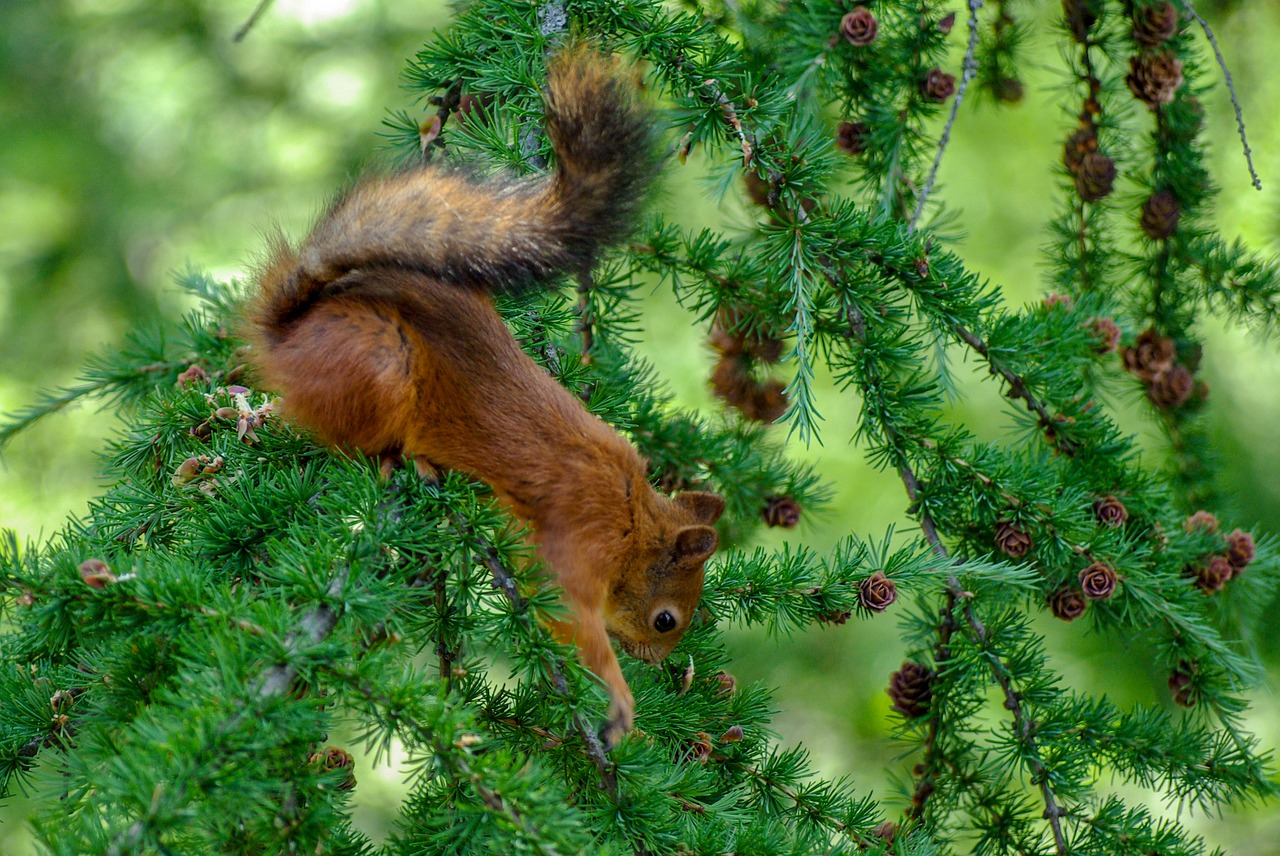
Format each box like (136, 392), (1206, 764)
(543, 45), (662, 228)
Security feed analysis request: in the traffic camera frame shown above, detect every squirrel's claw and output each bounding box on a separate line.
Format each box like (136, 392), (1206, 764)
(600, 694), (634, 750)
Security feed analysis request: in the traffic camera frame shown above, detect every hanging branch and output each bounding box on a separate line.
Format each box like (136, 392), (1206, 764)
(910, 0), (984, 231)
(331, 671), (559, 852)
(845, 305), (1068, 852)
(1178, 0), (1260, 190)
(951, 323), (1078, 456)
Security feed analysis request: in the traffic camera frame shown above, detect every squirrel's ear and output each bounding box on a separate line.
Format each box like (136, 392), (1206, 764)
(674, 525), (718, 564)
(675, 492), (725, 525)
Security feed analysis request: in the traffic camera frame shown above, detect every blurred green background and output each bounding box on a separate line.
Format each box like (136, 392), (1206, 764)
(3, 0), (1280, 852)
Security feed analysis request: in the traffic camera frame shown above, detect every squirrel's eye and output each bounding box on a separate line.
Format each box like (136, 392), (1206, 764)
(653, 611), (677, 633)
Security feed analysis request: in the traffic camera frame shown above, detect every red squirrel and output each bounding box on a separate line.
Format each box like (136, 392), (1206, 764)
(245, 46), (724, 747)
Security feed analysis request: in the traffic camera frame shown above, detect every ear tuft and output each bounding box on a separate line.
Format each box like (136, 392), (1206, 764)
(675, 491), (725, 525)
(675, 525), (718, 564)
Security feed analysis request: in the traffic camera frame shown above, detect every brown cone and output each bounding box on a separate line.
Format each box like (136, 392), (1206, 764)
(840, 7), (878, 46)
(1079, 561), (1118, 600)
(1140, 190), (1181, 239)
(1168, 663), (1196, 707)
(1090, 317), (1122, 354)
(888, 662), (935, 718)
(1126, 52), (1184, 109)
(1121, 328), (1175, 381)
(1226, 529), (1256, 571)
(996, 77), (1025, 104)
(1147, 364), (1194, 410)
(920, 68), (956, 103)
(1093, 496), (1129, 527)
(1063, 127), (1097, 174)
(1183, 510), (1219, 533)
(995, 520), (1032, 558)
(836, 120), (870, 156)
(860, 571), (897, 612)
(1076, 152), (1116, 202)
(762, 495), (802, 528)
(1133, 2), (1178, 47)
(1049, 586), (1087, 621)
(1190, 555), (1232, 593)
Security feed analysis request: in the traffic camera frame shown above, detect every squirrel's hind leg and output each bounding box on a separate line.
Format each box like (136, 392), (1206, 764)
(413, 456), (441, 485)
(377, 452), (440, 485)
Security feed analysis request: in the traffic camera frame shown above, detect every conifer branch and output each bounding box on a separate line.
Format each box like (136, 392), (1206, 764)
(433, 562), (458, 692)
(728, 756), (870, 846)
(1066, 13), (1104, 294)
(952, 323), (1078, 455)
(333, 672), (557, 851)
(949, 579), (1069, 855)
(6, 3), (1279, 852)
(0, 360), (178, 453)
(703, 79), (755, 167)
(910, 0), (982, 232)
(907, 591), (955, 823)
(256, 564), (349, 699)
(576, 268), (596, 359)
(849, 306), (1070, 849)
(1178, 0), (1261, 190)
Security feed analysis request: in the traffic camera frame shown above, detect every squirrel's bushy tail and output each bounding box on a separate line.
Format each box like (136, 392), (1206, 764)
(253, 46), (659, 335)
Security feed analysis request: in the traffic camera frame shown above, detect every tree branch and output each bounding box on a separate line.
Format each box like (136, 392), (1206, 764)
(1178, 0), (1260, 191)
(334, 673), (557, 851)
(910, 0), (983, 231)
(231, 0), (275, 43)
(256, 564), (348, 699)
(846, 308), (1069, 852)
(952, 322), (1078, 456)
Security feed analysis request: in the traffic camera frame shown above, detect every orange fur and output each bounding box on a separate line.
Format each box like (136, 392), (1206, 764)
(245, 48), (723, 747)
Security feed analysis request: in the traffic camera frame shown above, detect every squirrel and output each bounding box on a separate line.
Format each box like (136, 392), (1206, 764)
(245, 45), (725, 748)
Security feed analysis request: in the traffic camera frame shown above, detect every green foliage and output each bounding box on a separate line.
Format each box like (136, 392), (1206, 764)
(4, 0), (1280, 854)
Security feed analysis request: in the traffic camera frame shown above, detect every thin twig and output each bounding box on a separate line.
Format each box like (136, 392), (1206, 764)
(952, 323), (1078, 456)
(948, 576), (1070, 855)
(903, 465), (1070, 853)
(335, 673), (555, 850)
(0, 362), (178, 453)
(434, 562), (457, 692)
(910, 0), (983, 231)
(576, 268), (596, 360)
(1070, 19), (1103, 293)
(906, 587), (956, 823)
(1179, 0), (1261, 190)
(728, 758), (870, 845)
(231, 0), (275, 43)
(703, 80), (755, 166)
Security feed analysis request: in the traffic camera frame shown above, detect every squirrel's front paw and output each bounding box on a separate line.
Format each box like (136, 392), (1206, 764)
(600, 694), (634, 750)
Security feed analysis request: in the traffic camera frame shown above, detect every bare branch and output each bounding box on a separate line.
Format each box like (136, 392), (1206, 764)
(231, 0), (275, 43)
(910, 0), (984, 231)
(1179, 0), (1261, 191)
